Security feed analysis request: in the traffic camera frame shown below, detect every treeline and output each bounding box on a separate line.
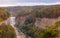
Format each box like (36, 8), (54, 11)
(0, 8), (10, 22)
(16, 5), (60, 18)
(15, 5), (60, 38)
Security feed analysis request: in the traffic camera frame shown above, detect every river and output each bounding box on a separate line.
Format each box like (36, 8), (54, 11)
(9, 17), (26, 38)
(9, 17), (16, 25)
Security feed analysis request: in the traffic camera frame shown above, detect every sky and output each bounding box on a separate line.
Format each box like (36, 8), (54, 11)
(0, 0), (60, 7)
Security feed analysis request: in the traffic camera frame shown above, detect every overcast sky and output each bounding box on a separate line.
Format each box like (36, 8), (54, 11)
(0, 0), (60, 6)
(0, 0), (60, 3)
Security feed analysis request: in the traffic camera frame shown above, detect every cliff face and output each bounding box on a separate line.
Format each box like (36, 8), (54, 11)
(15, 16), (60, 32)
(15, 16), (60, 29)
(15, 14), (35, 25)
(35, 17), (60, 29)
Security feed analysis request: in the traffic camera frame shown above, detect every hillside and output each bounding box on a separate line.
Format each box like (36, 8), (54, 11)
(0, 8), (10, 22)
(14, 5), (60, 38)
(1, 5), (60, 38)
(4, 6), (47, 16)
(0, 23), (16, 38)
(4, 5), (60, 18)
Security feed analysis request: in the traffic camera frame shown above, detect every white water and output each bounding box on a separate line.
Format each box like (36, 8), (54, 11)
(9, 17), (16, 25)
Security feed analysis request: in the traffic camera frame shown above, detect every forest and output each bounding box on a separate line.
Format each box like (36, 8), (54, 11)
(13, 5), (60, 18)
(0, 5), (60, 38)
(0, 7), (16, 38)
(15, 5), (60, 38)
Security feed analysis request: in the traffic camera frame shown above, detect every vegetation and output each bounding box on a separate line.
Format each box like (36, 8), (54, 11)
(14, 5), (60, 18)
(0, 23), (17, 38)
(0, 8), (10, 22)
(15, 5), (60, 38)
(24, 14), (35, 25)
(0, 7), (16, 38)
(16, 12), (60, 38)
(16, 20), (60, 38)
(40, 21), (60, 38)
(32, 5), (60, 18)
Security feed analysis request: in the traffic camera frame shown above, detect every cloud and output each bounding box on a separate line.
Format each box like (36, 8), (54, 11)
(0, 0), (60, 7)
(0, 0), (60, 3)
(0, 2), (60, 7)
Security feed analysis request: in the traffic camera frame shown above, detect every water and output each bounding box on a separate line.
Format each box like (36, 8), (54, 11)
(10, 17), (16, 25)
(9, 17), (26, 38)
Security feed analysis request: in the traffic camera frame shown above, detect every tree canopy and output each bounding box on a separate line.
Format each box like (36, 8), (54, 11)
(15, 5), (60, 18)
(0, 23), (17, 38)
(0, 8), (10, 22)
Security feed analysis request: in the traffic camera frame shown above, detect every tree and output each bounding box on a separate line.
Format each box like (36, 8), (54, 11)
(0, 8), (10, 22)
(0, 23), (17, 38)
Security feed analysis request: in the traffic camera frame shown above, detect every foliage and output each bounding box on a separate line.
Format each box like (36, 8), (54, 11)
(24, 14), (35, 25)
(15, 5), (60, 38)
(0, 8), (10, 22)
(16, 23), (42, 38)
(0, 23), (17, 38)
(40, 21), (60, 38)
(16, 5), (60, 18)
(16, 21), (60, 38)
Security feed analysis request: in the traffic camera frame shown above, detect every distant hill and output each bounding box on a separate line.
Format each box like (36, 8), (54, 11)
(4, 5), (60, 18)
(3, 6), (46, 16)
(4, 5), (47, 12)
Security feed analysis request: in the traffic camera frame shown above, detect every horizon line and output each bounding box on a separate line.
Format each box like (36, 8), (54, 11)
(0, 2), (60, 7)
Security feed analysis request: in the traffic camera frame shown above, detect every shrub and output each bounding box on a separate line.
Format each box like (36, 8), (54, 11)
(0, 23), (17, 38)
